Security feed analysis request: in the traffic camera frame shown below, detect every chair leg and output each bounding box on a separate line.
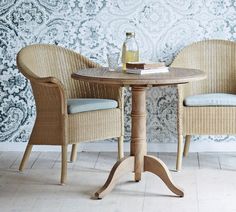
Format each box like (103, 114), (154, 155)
(176, 135), (183, 171)
(118, 136), (124, 160)
(19, 144), (33, 171)
(61, 145), (67, 185)
(183, 135), (191, 157)
(70, 144), (77, 162)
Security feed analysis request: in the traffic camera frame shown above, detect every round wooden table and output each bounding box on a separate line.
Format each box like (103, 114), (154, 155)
(72, 67), (206, 199)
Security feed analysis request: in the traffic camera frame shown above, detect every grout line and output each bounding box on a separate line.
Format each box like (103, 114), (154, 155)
(195, 173), (200, 212)
(9, 152), (20, 169)
(218, 153), (222, 170)
(93, 152), (100, 169)
(30, 152), (41, 169)
(197, 153), (200, 169)
(51, 152), (61, 169)
(141, 176), (147, 212)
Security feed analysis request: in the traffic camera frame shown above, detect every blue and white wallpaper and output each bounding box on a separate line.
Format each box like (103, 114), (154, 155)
(1, 0), (236, 144)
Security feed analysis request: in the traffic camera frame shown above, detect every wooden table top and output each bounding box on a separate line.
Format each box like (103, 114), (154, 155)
(72, 67), (206, 86)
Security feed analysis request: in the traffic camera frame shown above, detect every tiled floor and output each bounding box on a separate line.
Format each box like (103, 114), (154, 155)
(1, 151), (236, 212)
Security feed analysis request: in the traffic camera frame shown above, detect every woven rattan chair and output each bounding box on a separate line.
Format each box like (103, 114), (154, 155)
(17, 44), (124, 184)
(171, 40), (236, 171)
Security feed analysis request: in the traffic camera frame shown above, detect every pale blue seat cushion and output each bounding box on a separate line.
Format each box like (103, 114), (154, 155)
(184, 93), (236, 106)
(67, 98), (118, 114)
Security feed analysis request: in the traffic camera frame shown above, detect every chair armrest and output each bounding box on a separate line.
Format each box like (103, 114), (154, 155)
(35, 76), (63, 84)
(30, 76), (67, 116)
(28, 77), (68, 145)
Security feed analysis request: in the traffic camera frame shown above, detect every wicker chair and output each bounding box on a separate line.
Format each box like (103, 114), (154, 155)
(17, 44), (124, 184)
(171, 40), (236, 171)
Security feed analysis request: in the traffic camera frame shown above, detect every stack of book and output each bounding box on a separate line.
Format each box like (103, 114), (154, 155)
(126, 62), (169, 75)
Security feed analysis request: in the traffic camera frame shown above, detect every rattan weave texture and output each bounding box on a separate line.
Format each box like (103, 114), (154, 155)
(171, 39), (236, 170)
(16, 44), (124, 184)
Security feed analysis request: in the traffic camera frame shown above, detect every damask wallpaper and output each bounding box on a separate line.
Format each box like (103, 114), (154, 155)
(1, 0), (236, 144)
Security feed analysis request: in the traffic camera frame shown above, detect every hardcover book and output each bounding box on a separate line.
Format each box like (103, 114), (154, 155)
(126, 67), (169, 75)
(126, 62), (169, 75)
(126, 62), (166, 69)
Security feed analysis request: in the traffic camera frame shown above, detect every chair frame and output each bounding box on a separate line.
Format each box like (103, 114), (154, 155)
(17, 44), (124, 184)
(171, 39), (236, 170)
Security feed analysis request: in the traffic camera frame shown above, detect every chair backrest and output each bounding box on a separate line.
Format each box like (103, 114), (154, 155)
(171, 40), (236, 96)
(17, 44), (99, 99)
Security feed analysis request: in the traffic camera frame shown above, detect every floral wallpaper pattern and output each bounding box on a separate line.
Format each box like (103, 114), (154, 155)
(1, 0), (236, 144)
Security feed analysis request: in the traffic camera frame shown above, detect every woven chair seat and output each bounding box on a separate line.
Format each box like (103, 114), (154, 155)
(67, 98), (118, 114)
(184, 93), (236, 106)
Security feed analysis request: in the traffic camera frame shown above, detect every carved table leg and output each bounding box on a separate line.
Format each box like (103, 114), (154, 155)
(144, 155), (184, 197)
(94, 156), (134, 199)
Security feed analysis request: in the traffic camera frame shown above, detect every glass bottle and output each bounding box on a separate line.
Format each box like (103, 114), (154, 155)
(121, 32), (139, 71)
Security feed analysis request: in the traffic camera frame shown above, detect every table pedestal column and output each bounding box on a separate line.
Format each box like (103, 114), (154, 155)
(94, 86), (184, 199)
(131, 86), (147, 182)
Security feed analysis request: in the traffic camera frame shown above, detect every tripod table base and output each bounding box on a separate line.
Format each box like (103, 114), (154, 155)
(94, 155), (184, 199)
